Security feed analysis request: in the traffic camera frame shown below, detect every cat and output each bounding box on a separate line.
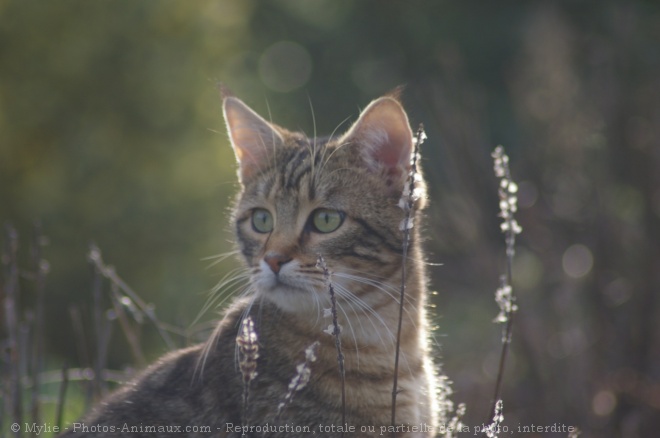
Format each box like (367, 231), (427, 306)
(60, 90), (439, 437)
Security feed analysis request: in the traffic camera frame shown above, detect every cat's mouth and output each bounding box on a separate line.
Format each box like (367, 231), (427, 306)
(257, 271), (309, 293)
(254, 273), (326, 314)
(270, 282), (307, 294)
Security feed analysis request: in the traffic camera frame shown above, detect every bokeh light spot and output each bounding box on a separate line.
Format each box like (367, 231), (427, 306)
(259, 41), (312, 92)
(592, 390), (616, 416)
(603, 277), (633, 307)
(517, 180), (539, 209)
(562, 244), (593, 278)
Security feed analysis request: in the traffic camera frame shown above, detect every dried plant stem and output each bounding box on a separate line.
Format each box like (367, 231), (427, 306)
(330, 278), (346, 431)
(30, 224), (48, 426)
(55, 362), (69, 431)
(485, 146), (521, 431)
(483, 400), (504, 438)
(317, 255), (346, 434)
(88, 243), (175, 349)
(68, 305), (91, 370)
(488, 294), (513, 424)
(110, 284), (147, 367)
(3, 224), (22, 434)
(92, 256), (105, 399)
(236, 316), (259, 429)
(391, 125), (425, 436)
(275, 341), (320, 421)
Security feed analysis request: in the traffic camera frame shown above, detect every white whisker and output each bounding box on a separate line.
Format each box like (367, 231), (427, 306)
(314, 118), (352, 186)
(193, 268), (252, 325)
(202, 250), (241, 268)
(194, 285), (256, 381)
(334, 299), (361, 368)
(334, 284), (415, 378)
(334, 285), (391, 349)
(333, 272), (418, 325)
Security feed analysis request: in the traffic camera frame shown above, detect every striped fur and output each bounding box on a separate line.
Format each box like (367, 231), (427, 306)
(60, 94), (438, 437)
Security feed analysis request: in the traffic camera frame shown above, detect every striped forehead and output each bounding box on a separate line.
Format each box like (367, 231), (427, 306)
(254, 142), (326, 196)
(277, 146), (314, 190)
(244, 148), (311, 222)
(246, 137), (342, 209)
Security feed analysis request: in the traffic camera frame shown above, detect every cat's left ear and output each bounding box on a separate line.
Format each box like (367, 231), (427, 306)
(340, 96), (413, 192)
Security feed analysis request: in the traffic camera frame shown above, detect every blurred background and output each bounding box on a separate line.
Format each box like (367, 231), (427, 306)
(1, 1), (659, 437)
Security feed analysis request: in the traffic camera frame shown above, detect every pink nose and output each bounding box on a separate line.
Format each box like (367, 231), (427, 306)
(264, 253), (292, 274)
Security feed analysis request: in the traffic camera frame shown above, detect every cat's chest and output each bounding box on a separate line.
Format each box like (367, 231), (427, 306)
(229, 339), (427, 436)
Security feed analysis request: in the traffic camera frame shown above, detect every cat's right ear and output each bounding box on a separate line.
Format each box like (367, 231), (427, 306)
(223, 97), (283, 183)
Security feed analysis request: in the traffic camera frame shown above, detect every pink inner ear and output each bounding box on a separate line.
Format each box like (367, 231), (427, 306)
(347, 98), (413, 180)
(378, 129), (411, 172)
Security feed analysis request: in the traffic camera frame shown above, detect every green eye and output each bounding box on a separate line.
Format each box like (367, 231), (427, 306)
(311, 209), (344, 233)
(251, 208), (274, 233)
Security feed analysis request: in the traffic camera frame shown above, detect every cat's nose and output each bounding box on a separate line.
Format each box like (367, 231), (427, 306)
(264, 252), (292, 274)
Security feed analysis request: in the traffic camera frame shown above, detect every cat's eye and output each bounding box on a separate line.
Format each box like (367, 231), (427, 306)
(251, 208), (274, 233)
(311, 209), (344, 233)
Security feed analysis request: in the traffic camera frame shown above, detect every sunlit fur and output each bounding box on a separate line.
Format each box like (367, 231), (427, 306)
(60, 95), (438, 438)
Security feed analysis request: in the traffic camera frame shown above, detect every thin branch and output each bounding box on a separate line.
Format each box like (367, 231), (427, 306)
(29, 223), (48, 426)
(91, 252), (105, 399)
(19, 315), (32, 418)
(110, 283), (147, 367)
(391, 124), (425, 435)
(87, 243), (175, 349)
(55, 362), (69, 431)
(236, 316), (259, 430)
(483, 399), (504, 438)
(68, 305), (91, 372)
(275, 341), (320, 420)
(489, 284), (514, 420)
(317, 255), (346, 435)
(3, 223), (22, 436)
(485, 146), (521, 430)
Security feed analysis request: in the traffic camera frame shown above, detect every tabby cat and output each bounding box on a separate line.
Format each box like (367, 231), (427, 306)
(61, 91), (438, 437)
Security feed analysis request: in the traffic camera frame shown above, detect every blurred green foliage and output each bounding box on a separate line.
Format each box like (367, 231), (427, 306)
(1, 1), (660, 437)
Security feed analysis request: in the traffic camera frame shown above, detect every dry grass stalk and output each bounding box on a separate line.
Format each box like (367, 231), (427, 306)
(316, 254), (346, 434)
(91, 251), (106, 399)
(391, 124), (425, 435)
(485, 145), (521, 431)
(110, 283), (147, 367)
(236, 316), (259, 428)
(87, 243), (176, 350)
(68, 305), (90, 371)
(55, 362), (70, 431)
(443, 402), (466, 438)
(3, 224), (22, 434)
(484, 399), (504, 438)
(276, 341), (320, 418)
(29, 224), (48, 426)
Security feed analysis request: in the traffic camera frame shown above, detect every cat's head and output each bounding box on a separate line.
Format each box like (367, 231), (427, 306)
(223, 93), (426, 315)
